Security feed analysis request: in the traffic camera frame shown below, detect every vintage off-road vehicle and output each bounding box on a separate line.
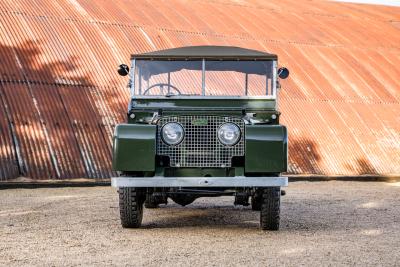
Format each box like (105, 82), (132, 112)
(112, 46), (289, 230)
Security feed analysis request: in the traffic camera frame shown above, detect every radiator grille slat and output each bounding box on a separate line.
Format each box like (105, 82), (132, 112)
(157, 116), (244, 167)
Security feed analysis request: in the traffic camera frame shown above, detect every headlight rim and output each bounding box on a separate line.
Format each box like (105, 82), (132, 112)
(161, 122), (185, 146)
(217, 122), (241, 146)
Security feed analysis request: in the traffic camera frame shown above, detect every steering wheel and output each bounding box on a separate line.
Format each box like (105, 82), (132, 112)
(143, 83), (181, 96)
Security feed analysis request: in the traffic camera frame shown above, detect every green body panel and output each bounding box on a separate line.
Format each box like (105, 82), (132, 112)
(112, 124), (156, 172)
(131, 97), (277, 112)
(245, 125), (287, 173)
(113, 98), (287, 175)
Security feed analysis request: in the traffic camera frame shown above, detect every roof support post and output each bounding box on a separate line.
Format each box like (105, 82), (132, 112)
(138, 67), (142, 95)
(201, 59), (205, 96)
(167, 72), (171, 94)
(245, 73), (248, 96)
(273, 60), (278, 110)
(272, 60), (277, 98)
(130, 59), (136, 98)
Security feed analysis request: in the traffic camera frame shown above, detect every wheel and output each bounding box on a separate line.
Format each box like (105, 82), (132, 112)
(251, 195), (261, 211)
(145, 192), (168, 208)
(234, 193), (250, 206)
(118, 187), (145, 228)
(144, 195), (159, 209)
(170, 194), (196, 206)
(260, 187), (281, 230)
(144, 199), (158, 209)
(251, 189), (262, 211)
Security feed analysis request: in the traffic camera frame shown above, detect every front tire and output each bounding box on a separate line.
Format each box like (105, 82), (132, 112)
(144, 195), (159, 209)
(251, 196), (261, 211)
(119, 187), (145, 228)
(260, 187), (281, 231)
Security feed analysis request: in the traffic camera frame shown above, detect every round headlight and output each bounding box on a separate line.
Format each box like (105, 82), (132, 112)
(161, 122), (184, 145)
(218, 123), (241, 146)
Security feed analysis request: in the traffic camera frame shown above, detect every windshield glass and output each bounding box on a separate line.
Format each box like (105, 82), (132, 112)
(133, 60), (276, 97)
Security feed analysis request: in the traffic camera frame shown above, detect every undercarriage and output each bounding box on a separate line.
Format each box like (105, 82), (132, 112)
(113, 175), (287, 230)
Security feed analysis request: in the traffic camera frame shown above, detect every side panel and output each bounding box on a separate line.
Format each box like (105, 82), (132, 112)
(245, 125), (287, 173)
(112, 124), (156, 172)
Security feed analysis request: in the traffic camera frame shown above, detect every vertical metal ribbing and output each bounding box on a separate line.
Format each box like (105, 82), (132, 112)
(0, 83), (20, 179)
(0, 0), (398, 180)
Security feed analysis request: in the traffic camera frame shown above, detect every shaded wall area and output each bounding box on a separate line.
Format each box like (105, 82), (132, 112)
(0, 0), (399, 179)
(0, 40), (123, 179)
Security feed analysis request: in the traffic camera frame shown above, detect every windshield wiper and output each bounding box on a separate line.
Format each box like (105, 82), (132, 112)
(165, 93), (200, 97)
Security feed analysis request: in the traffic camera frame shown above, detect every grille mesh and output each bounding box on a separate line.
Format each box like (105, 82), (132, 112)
(157, 116), (245, 167)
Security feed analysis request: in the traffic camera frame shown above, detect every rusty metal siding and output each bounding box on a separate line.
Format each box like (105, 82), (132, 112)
(0, 84), (19, 180)
(0, 0), (399, 179)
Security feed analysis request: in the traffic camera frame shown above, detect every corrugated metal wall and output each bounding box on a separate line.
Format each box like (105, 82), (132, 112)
(0, 0), (399, 180)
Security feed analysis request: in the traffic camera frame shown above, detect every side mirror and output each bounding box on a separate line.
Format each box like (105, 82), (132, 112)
(278, 67), (289, 79)
(117, 64), (130, 76)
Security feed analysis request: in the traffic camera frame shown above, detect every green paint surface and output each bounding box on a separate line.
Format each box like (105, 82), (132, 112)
(245, 125), (287, 173)
(131, 97), (276, 111)
(112, 124), (156, 171)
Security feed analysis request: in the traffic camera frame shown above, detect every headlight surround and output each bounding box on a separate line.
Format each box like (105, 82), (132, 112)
(161, 122), (184, 146)
(217, 123), (241, 146)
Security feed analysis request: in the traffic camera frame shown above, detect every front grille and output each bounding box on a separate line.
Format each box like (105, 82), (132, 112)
(157, 116), (245, 167)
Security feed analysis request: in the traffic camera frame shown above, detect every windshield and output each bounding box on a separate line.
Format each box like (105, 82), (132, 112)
(132, 59), (276, 97)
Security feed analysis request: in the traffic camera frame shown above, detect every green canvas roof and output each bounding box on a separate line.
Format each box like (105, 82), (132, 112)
(131, 46), (277, 60)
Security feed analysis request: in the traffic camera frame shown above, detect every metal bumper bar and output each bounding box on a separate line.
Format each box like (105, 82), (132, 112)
(111, 176), (288, 188)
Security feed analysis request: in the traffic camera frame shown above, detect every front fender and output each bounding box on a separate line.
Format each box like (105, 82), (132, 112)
(112, 124), (156, 172)
(245, 125), (288, 173)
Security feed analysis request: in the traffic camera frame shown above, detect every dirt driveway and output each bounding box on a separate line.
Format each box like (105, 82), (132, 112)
(1, 181), (399, 266)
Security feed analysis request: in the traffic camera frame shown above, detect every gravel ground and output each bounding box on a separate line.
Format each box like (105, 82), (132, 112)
(1, 181), (400, 266)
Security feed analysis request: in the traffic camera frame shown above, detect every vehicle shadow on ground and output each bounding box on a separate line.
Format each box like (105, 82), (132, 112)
(142, 204), (260, 229)
(141, 202), (333, 231)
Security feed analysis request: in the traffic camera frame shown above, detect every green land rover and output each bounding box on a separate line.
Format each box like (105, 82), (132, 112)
(112, 46), (289, 230)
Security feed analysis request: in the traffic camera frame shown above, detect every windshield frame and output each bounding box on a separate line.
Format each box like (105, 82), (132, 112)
(129, 58), (277, 99)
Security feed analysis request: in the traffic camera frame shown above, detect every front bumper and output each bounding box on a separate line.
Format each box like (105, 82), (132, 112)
(111, 176), (288, 188)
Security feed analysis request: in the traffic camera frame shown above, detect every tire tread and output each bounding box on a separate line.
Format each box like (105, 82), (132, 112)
(119, 187), (143, 228)
(260, 187), (280, 230)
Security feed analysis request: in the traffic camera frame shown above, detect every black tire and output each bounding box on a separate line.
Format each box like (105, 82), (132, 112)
(251, 196), (261, 211)
(260, 187), (280, 231)
(144, 196), (159, 209)
(118, 187), (144, 228)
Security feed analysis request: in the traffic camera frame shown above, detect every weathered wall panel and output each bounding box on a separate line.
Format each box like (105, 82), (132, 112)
(0, 0), (399, 179)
